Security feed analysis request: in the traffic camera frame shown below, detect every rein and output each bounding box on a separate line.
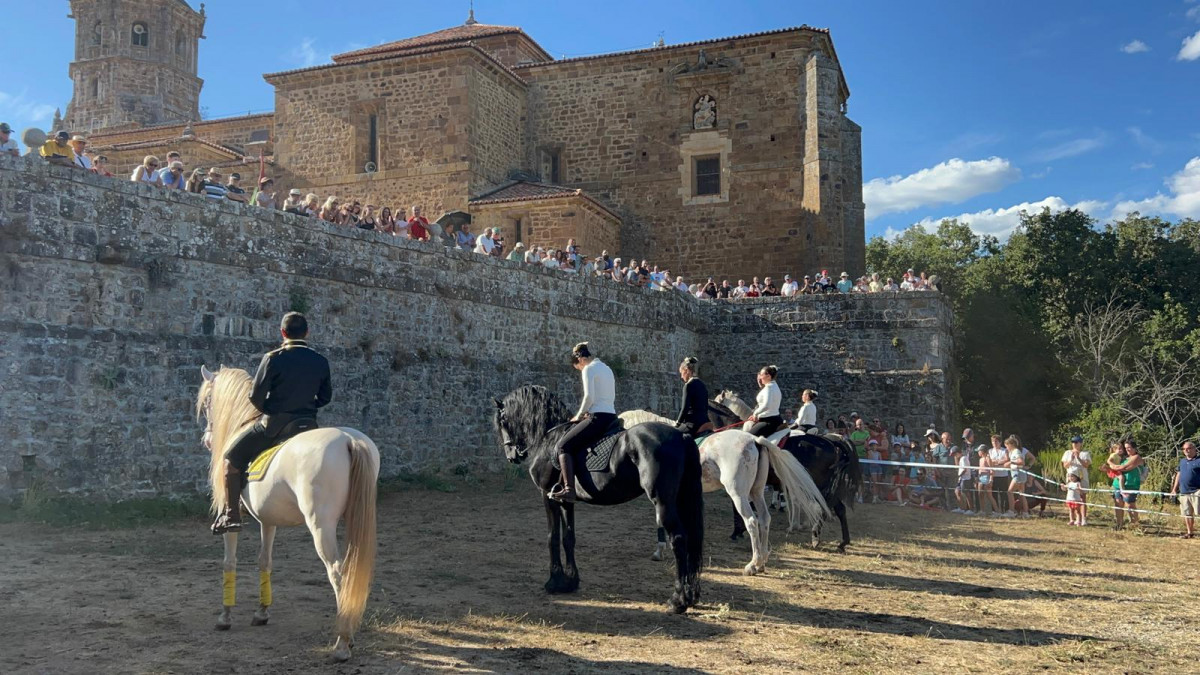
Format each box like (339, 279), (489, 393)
(712, 420), (744, 433)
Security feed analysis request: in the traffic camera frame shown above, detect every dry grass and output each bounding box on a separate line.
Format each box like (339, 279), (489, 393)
(1, 477), (1194, 674)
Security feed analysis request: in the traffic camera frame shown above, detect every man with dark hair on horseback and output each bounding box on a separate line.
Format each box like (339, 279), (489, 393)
(211, 311), (333, 534)
(550, 342), (617, 503)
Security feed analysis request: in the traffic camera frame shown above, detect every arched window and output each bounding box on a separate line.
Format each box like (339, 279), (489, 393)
(92, 21), (103, 46)
(131, 22), (149, 47)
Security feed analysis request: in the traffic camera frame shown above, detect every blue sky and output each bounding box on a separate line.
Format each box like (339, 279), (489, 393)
(4, 0), (1199, 239)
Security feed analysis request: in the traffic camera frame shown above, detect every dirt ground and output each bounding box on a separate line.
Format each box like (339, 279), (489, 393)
(1, 477), (1193, 674)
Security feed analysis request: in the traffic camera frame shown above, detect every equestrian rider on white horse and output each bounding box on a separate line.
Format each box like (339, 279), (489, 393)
(746, 365), (785, 438)
(211, 312), (333, 534)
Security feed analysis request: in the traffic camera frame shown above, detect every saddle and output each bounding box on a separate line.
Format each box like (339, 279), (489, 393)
(584, 418), (626, 472)
(246, 417), (319, 482)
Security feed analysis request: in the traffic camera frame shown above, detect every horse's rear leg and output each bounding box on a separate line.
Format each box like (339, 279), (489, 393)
(750, 486), (771, 570)
(730, 494), (764, 575)
(654, 499), (689, 614)
(307, 515), (351, 661)
(252, 524), (276, 626)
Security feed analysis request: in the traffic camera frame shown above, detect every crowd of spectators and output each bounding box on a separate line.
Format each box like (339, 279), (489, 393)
(20, 125), (941, 295)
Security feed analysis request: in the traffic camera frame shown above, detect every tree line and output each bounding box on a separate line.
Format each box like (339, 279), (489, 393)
(867, 210), (1200, 490)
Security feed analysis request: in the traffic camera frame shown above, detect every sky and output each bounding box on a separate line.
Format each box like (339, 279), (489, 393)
(4, 0), (1199, 240)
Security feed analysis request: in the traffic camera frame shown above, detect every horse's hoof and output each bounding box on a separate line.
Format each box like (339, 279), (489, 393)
(215, 621), (231, 631)
(331, 637), (352, 662)
(216, 608), (232, 631)
(650, 545), (665, 562)
(667, 598), (688, 614)
(743, 563), (758, 576)
(837, 544), (848, 554)
(250, 615), (269, 626)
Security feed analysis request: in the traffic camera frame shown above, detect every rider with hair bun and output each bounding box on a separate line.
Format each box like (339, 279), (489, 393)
(793, 388), (819, 434)
(550, 342), (617, 503)
(674, 356), (713, 437)
(747, 365), (785, 437)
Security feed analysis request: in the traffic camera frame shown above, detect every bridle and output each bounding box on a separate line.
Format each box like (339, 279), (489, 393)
(201, 385), (214, 451)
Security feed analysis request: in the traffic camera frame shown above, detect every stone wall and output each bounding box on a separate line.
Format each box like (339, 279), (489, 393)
(0, 157), (949, 499)
(470, 195), (622, 258)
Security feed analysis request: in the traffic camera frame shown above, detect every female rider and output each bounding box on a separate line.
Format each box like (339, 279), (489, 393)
(793, 388), (818, 434)
(747, 365), (784, 437)
(674, 357), (713, 437)
(550, 342), (616, 503)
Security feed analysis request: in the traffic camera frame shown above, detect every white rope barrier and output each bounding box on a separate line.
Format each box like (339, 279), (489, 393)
(854, 458), (1191, 520)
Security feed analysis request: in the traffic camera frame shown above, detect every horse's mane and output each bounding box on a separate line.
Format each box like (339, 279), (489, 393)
(496, 385), (569, 451)
(619, 409), (671, 427)
(196, 367), (262, 515)
(716, 390), (752, 419)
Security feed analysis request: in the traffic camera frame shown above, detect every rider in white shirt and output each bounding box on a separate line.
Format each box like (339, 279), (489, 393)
(793, 388), (818, 433)
(550, 343), (616, 503)
(747, 365), (784, 437)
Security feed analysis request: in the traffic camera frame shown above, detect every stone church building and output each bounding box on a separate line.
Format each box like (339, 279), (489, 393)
(61, 0), (865, 280)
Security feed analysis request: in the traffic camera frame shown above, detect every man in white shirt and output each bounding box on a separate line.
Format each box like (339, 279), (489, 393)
(69, 136), (92, 170)
(474, 227), (495, 255)
(900, 276), (915, 291)
(674, 276), (688, 292)
(987, 434), (1013, 515)
(732, 279), (749, 298)
(0, 123), (19, 157)
(781, 275), (799, 297)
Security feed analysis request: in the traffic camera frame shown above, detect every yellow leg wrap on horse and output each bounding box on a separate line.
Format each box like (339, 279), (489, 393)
(259, 571), (272, 607)
(223, 570), (236, 607)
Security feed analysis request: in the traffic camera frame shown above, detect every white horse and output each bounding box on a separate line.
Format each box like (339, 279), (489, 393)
(197, 366), (379, 662)
(619, 411), (830, 575)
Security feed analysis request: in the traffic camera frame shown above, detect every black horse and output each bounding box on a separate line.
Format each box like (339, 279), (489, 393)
(493, 385), (704, 613)
(709, 402), (862, 552)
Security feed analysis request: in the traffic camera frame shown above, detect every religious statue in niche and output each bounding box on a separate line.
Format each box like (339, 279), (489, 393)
(693, 95), (716, 130)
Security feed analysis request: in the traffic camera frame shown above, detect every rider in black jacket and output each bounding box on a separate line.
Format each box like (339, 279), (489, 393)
(211, 312), (332, 534)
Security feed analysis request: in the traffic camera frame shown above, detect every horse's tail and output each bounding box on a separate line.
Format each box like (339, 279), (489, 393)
(677, 432), (705, 581)
(828, 435), (863, 509)
(336, 435), (379, 640)
(758, 437), (831, 531)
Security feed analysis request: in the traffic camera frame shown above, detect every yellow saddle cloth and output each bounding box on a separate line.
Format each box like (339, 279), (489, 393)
(246, 443), (285, 482)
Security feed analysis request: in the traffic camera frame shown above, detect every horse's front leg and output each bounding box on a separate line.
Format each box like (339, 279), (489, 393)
(216, 531), (238, 630)
(561, 503), (580, 591)
(252, 524), (276, 626)
(835, 500), (850, 553)
(543, 496), (570, 593)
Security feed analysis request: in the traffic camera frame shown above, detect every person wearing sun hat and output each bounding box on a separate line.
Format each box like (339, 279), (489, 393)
(837, 271), (854, 293)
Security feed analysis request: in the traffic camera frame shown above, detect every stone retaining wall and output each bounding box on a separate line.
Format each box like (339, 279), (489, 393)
(0, 156), (952, 499)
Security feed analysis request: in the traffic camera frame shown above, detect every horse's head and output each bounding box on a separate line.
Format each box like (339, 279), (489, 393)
(492, 396), (527, 464)
(492, 385), (567, 464)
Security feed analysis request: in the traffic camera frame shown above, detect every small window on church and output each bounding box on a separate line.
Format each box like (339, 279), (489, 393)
(367, 114), (379, 170)
(540, 148), (562, 183)
(131, 22), (149, 47)
(694, 156), (721, 196)
(175, 31), (185, 56)
(92, 21), (103, 46)
(91, 78), (99, 99)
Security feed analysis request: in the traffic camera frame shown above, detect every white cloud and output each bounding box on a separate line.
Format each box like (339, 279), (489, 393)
(0, 90), (56, 128)
(1031, 135), (1106, 162)
(863, 157), (1020, 220)
(1180, 30), (1200, 61)
(915, 197), (1109, 239)
(289, 37), (320, 67)
(1112, 157), (1200, 219)
(1121, 40), (1150, 54)
(1128, 126), (1164, 153)
(1188, 5), (1200, 21)
(1131, 162), (1155, 170)
(1031, 167), (1053, 179)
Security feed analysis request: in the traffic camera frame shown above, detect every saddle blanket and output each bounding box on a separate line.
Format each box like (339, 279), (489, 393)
(246, 443), (285, 482)
(585, 431), (623, 472)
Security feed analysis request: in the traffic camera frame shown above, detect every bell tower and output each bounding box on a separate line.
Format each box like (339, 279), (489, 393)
(63, 0), (206, 133)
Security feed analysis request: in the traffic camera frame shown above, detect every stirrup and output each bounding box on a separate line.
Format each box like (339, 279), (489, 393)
(548, 484), (577, 503)
(211, 512), (243, 535)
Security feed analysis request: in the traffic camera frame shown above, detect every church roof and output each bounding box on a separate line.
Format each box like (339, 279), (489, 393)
(470, 181), (621, 221)
(332, 21), (550, 64)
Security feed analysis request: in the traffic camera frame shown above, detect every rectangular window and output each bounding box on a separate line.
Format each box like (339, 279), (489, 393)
(367, 114), (378, 170)
(549, 152), (560, 184)
(694, 156), (721, 196)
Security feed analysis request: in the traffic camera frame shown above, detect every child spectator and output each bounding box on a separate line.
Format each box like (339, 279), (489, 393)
(953, 446), (974, 514)
(1065, 471), (1084, 526)
(975, 445), (996, 516)
(1005, 435), (1028, 518)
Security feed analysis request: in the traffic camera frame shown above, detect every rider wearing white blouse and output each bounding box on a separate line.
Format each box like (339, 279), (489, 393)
(550, 342), (617, 503)
(747, 365), (785, 437)
(794, 389), (818, 433)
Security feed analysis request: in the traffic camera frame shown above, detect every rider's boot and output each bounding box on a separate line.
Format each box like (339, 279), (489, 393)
(549, 453), (578, 503)
(211, 462), (244, 535)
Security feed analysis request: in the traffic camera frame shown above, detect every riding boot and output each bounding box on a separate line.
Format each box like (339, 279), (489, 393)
(211, 465), (245, 535)
(549, 453), (578, 503)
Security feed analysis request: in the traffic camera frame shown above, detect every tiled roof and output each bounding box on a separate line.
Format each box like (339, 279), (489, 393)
(90, 136), (244, 158)
(333, 23), (545, 63)
(88, 112), (274, 140)
(263, 42), (526, 86)
(470, 181), (621, 220)
(515, 25), (832, 69)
